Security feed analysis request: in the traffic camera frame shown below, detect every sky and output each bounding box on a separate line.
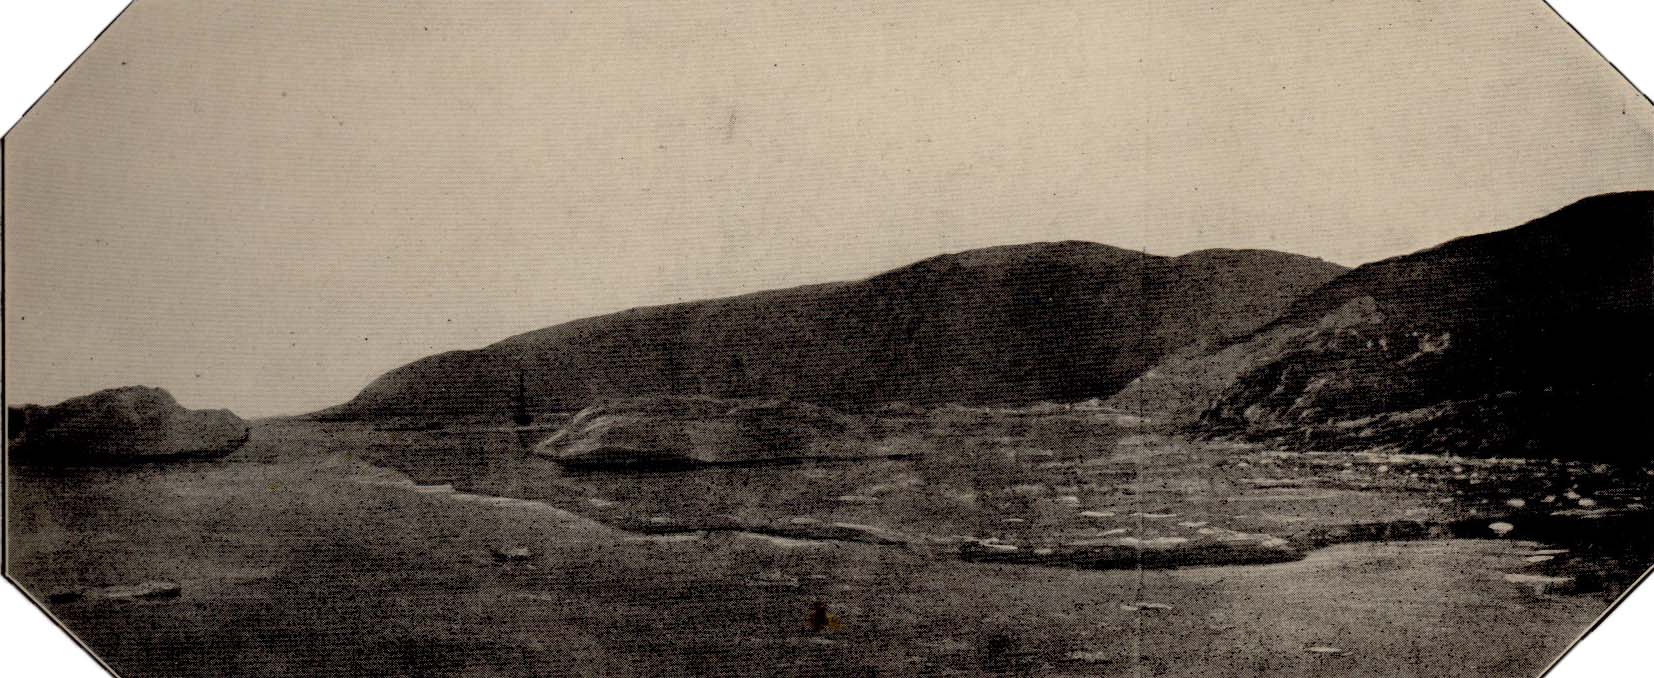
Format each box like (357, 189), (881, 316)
(4, 0), (1652, 417)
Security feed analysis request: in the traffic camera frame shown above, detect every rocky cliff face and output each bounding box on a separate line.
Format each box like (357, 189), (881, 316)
(326, 242), (1344, 419)
(8, 386), (251, 463)
(1116, 192), (1653, 460)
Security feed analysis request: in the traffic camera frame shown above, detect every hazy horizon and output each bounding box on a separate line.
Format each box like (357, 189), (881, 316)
(6, 1), (1653, 416)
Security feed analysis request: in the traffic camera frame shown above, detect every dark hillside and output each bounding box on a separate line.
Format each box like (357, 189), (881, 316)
(327, 242), (1345, 419)
(1117, 192), (1653, 460)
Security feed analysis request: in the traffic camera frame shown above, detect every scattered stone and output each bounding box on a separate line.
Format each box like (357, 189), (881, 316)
(1121, 601), (1172, 612)
(1487, 522), (1515, 536)
(824, 522), (911, 545)
(1242, 478), (1304, 488)
(100, 581), (182, 601)
(1116, 536), (1190, 548)
(1131, 512), (1178, 519)
(510, 592), (560, 603)
(1523, 555), (1555, 564)
(1551, 508), (1618, 519)
(1576, 498), (1597, 508)
(1177, 521), (1209, 528)
(1305, 646), (1345, 655)
(492, 546), (533, 563)
(736, 532), (824, 548)
(1009, 484), (1049, 497)
(1504, 498), (1526, 509)
(629, 532), (703, 544)
(1503, 573), (1578, 595)
(1079, 511), (1116, 519)
(751, 570), (799, 587)
(1054, 495), (1082, 506)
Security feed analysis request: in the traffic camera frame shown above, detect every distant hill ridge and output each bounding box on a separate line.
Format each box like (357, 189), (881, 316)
(325, 240), (1346, 418)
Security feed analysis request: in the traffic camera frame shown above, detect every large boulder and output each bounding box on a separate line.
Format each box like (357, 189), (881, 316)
(532, 395), (855, 470)
(7, 386), (250, 464)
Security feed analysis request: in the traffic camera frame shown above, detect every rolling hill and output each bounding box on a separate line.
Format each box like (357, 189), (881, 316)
(325, 242), (1346, 419)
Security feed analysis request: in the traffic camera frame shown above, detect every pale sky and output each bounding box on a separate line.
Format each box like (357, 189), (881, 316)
(5, 0), (1652, 417)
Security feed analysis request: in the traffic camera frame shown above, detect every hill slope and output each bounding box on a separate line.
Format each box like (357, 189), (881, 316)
(327, 242), (1345, 419)
(1114, 192), (1653, 459)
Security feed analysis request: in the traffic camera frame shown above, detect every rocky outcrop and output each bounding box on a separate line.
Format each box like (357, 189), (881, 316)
(532, 395), (863, 469)
(1118, 192), (1654, 460)
(325, 243), (1344, 419)
(7, 386), (250, 464)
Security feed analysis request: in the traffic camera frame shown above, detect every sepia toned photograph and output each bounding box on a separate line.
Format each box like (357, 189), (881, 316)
(3, 2), (1651, 676)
